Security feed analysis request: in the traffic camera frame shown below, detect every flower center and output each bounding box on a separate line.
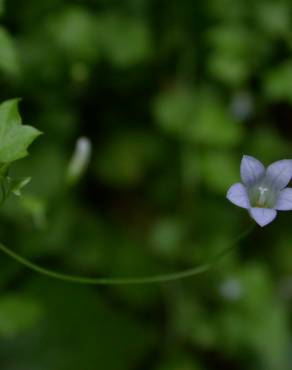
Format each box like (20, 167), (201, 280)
(258, 186), (268, 206)
(249, 184), (277, 208)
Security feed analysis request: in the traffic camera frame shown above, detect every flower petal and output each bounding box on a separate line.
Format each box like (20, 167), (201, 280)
(275, 188), (292, 210)
(266, 159), (292, 190)
(240, 155), (265, 187)
(249, 207), (277, 227)
(226, 183), (250, 209)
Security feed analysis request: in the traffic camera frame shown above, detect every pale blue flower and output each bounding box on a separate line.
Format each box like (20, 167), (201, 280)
(227, 155), (292, 227)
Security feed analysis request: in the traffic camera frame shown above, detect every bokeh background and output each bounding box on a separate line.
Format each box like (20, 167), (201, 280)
(0, 0), (292, 369)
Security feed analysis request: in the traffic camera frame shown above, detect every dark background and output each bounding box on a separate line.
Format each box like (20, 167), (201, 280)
(0, 0), (292, 369)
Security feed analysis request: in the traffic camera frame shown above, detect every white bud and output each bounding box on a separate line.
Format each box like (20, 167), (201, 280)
(67, 137), (92, 184)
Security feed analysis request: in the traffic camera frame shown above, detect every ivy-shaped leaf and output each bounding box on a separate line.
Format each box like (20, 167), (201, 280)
(0, 99), (42, 163)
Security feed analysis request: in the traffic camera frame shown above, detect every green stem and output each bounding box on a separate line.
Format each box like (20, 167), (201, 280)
(0, 224), (254, 285)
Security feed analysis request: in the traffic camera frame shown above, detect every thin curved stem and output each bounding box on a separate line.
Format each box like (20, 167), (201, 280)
(0, 224), (254, 285)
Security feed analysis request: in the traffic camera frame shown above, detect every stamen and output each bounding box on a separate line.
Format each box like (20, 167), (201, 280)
(258, 186), (268, 206)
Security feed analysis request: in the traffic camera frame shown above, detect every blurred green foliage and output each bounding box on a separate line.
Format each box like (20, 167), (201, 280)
(0, 0), (292, 369)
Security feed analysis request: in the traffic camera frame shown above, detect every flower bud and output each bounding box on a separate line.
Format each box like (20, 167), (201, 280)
(67, 137), (91, 184)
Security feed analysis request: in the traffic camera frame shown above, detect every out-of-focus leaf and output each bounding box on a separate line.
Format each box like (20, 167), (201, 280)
(47, 6), (99, 62)
(149, 216), (188, 260)
(207, 0), (246, 21)
(0, 0), (4, 16)
(99, 14), (152, 67)
(187, 91), (243, 146)
(207, 26), (264, 85)
(153, 88), (195, 136)
(0, 26), (20, 76)
(217, 265), (290, 370)
(0, 282), (157, 370)
(0, 295), (43, 338)
(96, 131), (162, 187)
(20, 194), (47, 229)
(208, 53), (249, 86)
(201, 151), (239, 193)
(255, 2), (290, 36)
(264, 62), (292, 102)
(156, 351), (202, 370)
(154, 88), (243, 146)
(247, 127), (290, 162)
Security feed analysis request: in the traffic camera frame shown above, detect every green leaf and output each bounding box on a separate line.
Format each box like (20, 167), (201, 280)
(0, 99), (42, 163)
